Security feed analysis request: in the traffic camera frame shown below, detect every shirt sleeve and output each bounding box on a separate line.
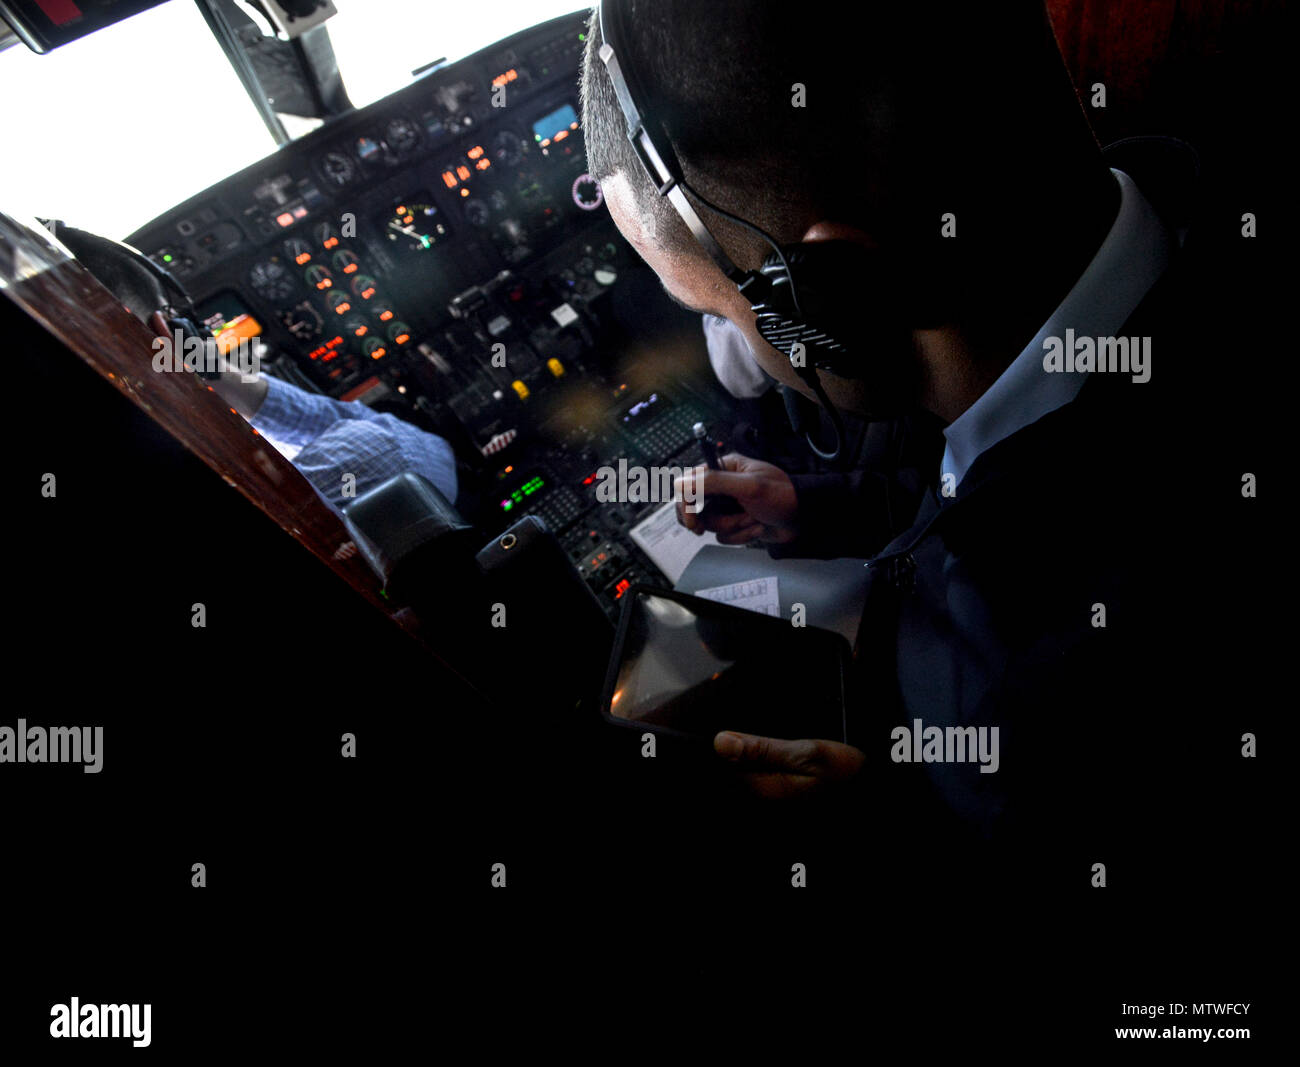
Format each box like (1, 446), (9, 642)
(251, 375), (458, 508)
(768, 414), (946, 560)
(249, 374), (395, 448)
(767, 467), (930, 560)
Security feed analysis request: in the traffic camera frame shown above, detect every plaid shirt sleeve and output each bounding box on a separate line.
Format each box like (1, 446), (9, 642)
(250, 375), (458, 509)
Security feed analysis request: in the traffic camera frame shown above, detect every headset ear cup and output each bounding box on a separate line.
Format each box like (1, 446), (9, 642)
(746, 240), (919, 419)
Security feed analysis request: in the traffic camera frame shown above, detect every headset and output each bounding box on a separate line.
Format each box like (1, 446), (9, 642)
(595, 0), (919, 459)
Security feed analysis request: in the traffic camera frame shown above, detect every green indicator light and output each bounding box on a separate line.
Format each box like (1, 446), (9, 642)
(503, 501), (513, 510)
(578, 32), (586, 41)
(162, 254), (173, 262)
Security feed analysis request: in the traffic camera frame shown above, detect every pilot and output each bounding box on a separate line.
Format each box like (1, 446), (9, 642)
(206, 357), (459, 515)
(580, 0), (1219, 863)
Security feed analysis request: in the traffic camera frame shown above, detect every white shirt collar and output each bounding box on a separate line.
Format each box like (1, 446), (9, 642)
(939, 168), (1176, 489)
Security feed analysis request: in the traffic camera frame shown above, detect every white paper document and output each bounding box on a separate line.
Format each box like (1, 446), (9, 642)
(628, 501), (733, 584)
(691, 576), (781, 617)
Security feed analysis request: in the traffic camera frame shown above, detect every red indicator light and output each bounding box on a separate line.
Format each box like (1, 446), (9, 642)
(371, 347), (387, 360)
(323, 237), (340, 249)
(353, 325), (367, 337)
(294, 253), (311, 265)
(475, 158), (491, 171)
(456, 165), (470, 181)
(441, 171), (458, 188)
(614, 579), (631, 598)
(378, 310), (394, 321)
(394, 333), (410, 345)
(333, 301), (351, 314)
(360, 286), (376, 300)
(276, 212), (294, 227)
(341, 376), (383, 402)
(467, 145), (484, 160)
(342, 263), (358, 274)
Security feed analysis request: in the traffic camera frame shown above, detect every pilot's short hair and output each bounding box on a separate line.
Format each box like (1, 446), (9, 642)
(579, 1), (1096, 267)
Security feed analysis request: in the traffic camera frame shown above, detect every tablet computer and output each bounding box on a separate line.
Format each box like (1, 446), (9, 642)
(599, 585), (851, 744)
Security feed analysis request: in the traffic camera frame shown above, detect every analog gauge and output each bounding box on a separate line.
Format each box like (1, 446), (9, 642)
(351, 274), (379, 301)
(384, 201), (448, 252)
(319, 150), (357, 188)
(248, 258), (294, 302)
(304, 264), (334, 291)
(491, 129), (524, 167)
(332, 249), (361, 275)
(315, 223), (341, 250)
(355, 136), (382, 165)
(385, 117), (421, 157)
(326, 290), (354, 316)
(284, 237), (314, 266)
(363, 337), (389, 360)
(463, 199), (490, 227)
(572, 173), (604, 211)
(281, 301), (323, 341)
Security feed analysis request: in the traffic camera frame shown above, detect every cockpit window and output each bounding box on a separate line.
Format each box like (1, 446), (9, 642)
(0, 0), (583, 239)
(328, 1), (583, 110)
(0, 2), (270, 238)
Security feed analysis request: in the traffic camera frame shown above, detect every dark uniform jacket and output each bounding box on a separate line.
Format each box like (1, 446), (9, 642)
(764, 138), (1264, 885)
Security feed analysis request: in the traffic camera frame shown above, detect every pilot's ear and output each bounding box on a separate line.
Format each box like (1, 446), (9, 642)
(799, 220), (880, 248)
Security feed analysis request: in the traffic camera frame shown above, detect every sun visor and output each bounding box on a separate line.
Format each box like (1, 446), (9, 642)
(0, 0), (169, 54)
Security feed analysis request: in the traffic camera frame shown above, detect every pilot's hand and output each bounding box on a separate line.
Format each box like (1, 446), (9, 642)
(714, 731), (865, 799)
(675, 453), (799, 545)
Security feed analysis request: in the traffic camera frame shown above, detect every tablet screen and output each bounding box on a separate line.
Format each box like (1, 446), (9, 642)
(602, 588), (849, 742)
